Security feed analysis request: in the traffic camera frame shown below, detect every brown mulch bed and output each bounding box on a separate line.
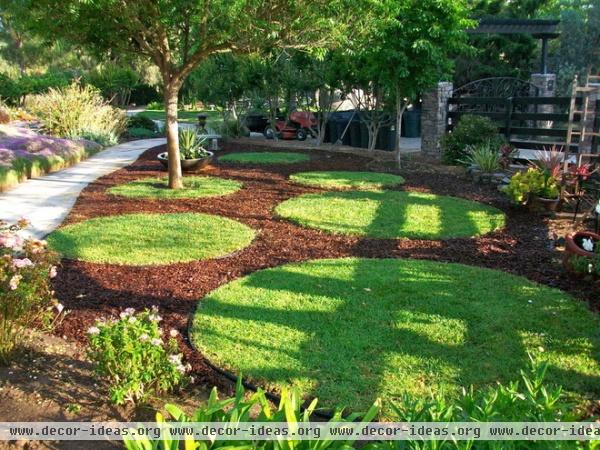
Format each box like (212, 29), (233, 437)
(52, 142), (600, 394)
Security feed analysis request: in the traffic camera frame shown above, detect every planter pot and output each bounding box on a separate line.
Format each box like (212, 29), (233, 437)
(157, 151), (213, 172)
(563, 231), (600, 272)
(528, 195), (559, 212)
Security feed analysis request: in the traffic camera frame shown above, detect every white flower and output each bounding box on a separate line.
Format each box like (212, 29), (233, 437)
(168, 354), (182, 365)
(9, 274), (22, 290)
(49, 266), (58, 278)
(149, 314), (162, 322)
(55, 303), (64, 314)
(582, 238), (595, 252)
(169, 329), (179, 337)
(119, 311), (129, 319)
(128, 316), (137, 324)
(151, 338), (163, 346)
(589, 263), (594, 274)
(87, 326), (100, 335)
(151, 305), (159, 313)
(125, 307), (136, 315)
(596, 201), (600, 215)
(139, 333), (149, 342)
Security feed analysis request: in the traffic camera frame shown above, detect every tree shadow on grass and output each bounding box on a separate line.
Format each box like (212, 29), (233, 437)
(193, 259), (600, 414)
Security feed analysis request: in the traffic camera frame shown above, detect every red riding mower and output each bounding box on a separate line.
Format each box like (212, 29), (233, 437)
(264, 111), (317, 141)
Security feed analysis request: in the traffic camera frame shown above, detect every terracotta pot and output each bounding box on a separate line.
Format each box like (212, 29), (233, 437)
(564, 231), (600, 271)
(157, 151), (213, 172)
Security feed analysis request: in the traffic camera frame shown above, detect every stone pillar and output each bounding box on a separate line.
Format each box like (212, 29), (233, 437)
(421, 82), (453, 159)
(530, 73), (556, 128)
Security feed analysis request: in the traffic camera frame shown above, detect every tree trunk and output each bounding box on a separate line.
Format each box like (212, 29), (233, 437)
(395, 92), (407, 168)
(164, 83), (183, 189)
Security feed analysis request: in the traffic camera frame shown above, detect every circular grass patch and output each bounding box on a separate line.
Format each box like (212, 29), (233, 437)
(191, 258), (600, 416)
(276, 190), (505, 239)
(219, 152), (310, 165)
(48, 213), (255, 265)
(290, 171), (405, 190)
(107, 176), (242, 199)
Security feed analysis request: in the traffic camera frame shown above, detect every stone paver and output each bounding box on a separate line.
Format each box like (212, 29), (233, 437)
(0, 138), (165, 238)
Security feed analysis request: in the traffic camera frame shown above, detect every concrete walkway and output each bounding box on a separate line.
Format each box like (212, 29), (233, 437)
(0, 138), (165, 238)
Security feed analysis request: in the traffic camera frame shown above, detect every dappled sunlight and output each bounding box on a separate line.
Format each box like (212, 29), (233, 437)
(191, 258), (600, 416)
(276, 190), (505, 240)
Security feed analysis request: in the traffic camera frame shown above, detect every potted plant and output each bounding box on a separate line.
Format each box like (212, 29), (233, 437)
(564, 231), (600, 276)
(503, 167), (559, 212)
(158, 128), (213, 172)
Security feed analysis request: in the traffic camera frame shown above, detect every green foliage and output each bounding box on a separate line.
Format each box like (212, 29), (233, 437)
(129, 83), (161, 106)
(124, 361), (581, 449)
(124, 377), (380, 450)
(460, 141), (502, 172)
(275, 190), (505, 239)
(87, 308), (190, 405)
(216, 117), (249, 138)
(290, 171), (405, 190)
(127, 114), (157, 132)
(178, 128), (210, 160)
(47, 212), (256, 265)
(0, 71), (72, 105)
(27, 82), (126, 145)
(107, 176), (242, 200)
(192, 257), (600, 419)
(441, 115), (504, 165)
(504, 167), (560, 204)
(0, 219), (60, 364)
(126, 127), (158, 139)
(569, 239), (600, 277)
(219, 152), (310, 165)
(84, 64), (139, 106)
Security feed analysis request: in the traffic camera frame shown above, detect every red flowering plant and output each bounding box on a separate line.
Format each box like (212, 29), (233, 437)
(0, 219), (62, 364)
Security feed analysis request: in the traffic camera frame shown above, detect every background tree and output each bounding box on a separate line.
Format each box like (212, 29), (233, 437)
(28, 0), (378, 189)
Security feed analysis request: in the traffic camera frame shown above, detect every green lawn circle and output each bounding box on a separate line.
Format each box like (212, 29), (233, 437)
(276, 190), (505, 239)
(107, 176), (242, 199)
(290, 171), (405, 190)
(219, 152), (310, 164)
(191, 258), (600, 416)
(48, 213), (256, 265)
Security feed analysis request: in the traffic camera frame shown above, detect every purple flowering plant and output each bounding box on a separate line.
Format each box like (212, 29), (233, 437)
(0, 218), (61, 363)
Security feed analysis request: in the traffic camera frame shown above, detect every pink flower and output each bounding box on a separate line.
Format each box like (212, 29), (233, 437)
(0, 233), (22, 250)
(12, 258), (33, 269)
(9, 274), (22, 290)
(49, 266), (57, 278)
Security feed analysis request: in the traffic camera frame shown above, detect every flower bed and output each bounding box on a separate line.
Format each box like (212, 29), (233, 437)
(0, 125), (102, 192)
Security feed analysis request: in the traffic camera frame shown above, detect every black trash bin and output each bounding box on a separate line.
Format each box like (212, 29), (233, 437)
(329, 111), (354, 145)
(403, 109), (421, 138)
(376, 125), (396, 151)
(349, 117), (362, 148)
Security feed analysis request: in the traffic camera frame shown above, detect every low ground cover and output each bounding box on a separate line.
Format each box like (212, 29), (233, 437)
(276, 190), (505, 239)
(47, 212), (255, 265)
(0, 125), (101, 192)
(107, 176), (242, 199)
(289, 171), (405, 190)
(191, 258), (600, 417)
(219, 152), (311, 165)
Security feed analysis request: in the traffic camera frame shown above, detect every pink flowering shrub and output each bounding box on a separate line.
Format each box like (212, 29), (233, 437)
(0, 219), (60, 363)
(0, 126), (101, 192)
(87, 307), (190, 405)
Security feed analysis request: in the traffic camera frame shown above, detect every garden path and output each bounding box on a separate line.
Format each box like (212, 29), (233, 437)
(0, 138), (165, 238)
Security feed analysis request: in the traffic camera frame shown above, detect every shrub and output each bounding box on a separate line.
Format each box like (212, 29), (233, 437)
(127, 115), (157, 132)
(504, 167), (559, 204)
(147, 100), (165, 110)
(87, 308), (190, 405)
(26, 82), (126, 146)
(84, 65), (139, 106)
(0, 219), (60, 364)
(126, 127), (158, 139)
(217, 117), (249, 138)
(129, 83), (162, 106)
(442, 115), (504, 165)
(460, 140), (501, 172)
(124, 360), (576, 450)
